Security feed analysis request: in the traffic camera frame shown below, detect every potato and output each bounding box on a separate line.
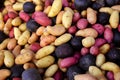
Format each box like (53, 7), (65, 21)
(0, 69), (11, 80)
(0, 51), (4, 67)
(4, 50), (14, 68)
(99, 44), (110, 54)
(12, 17), (22, 26)
(62, 10), (73, 29)
(55, 33), (72, 46)
(13, 2), (23, 11)
(35, 56), (55, 68)
(7, 38), (17, 50)
(111, 5), (120, 12)
(76, 28), (98, 38)
(35, 45), (55, 59)
(101, 62), (120, 73)
(99, 7), (113, 14)
(56, 11), (64, 24)
(96, 54), (106, 67)
(15, 49), (34, 64)
(18, 30), (30, 45)
(109, 11), (119, 29)
(0, 39), (10, 50)
(45, 64), (58, 77)
(14, 27), (21, 40)
(48, 0), (62, 17)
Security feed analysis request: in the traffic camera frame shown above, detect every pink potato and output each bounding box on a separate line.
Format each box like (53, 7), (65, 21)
(77, 18), (88, 29)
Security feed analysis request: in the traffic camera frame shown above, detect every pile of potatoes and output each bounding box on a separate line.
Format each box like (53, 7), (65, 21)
(0, 0), (120, 80)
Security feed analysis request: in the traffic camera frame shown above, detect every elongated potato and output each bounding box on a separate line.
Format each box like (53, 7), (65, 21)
(56, 11), (64, 24)
(35, 45), (55, 59)
(35, 56), (55, 68)
(99, 7), (113, 14)
(0, 69), (11, 80)
(0, 51), (4, 67)
(4, 50), (14, 68)
(62, 10), (73, 29)
(48, 0), (62, 17)
(14, 27), (21, 40)
(55, 33), (72, 46)
(109, 11), (119, 29)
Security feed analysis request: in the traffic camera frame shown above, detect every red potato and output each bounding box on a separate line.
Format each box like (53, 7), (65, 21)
(90, 46), (99, 56)
(8, 11), (18, 19)
(3, 14), (9, 22)
(19, 11), (30, 22)
(106, 71), (114, 80)
(62, 0), (69, 7)
(104, 27), (113, 43)
(94, 38), (106, 47)
(54, 70), (63, 80)
(77, 18), (88, 29)
(9, 28), (14, 38)
(68, 26), (77, 34)
(30, 43), (41, 52)
(92, 24), (105, 35)
(73, 52), (81, 60)
(33, 11), (52, 26)
(12, 77), (21, 80)
(60, 57), (77, 68)
(45, 0), (53, 8)
(72, 12), (80, 23)
(80, 47), (89, 55)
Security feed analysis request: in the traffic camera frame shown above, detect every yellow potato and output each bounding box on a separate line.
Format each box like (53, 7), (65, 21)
(4, 51), (14, 68)
(14, 27), (22, 40)
(62, 10), (73, 29)
(99, 7), (113, 14)
(101, 62), (120, 73)
(109, 10), (119, 29)
(48, 0), (62, 17)
(0, 12), (3, 20)
(0, 20), (4, 30)
(13, 2), (24, 11)
(96, 54), (106, 67)
(0, 39), (10, 50)
(28, 33), (38, 44)
(55, 33), (72, 46)
(56, 11), (64, 24)
(45, 64), (58, 77)
(18, 30), (30, 45)
(35, 56), (55, 68)
(19, 23), (27, 32)
(111, 5), (120, 12)
(99, 44), (110, 54)
(35, 45), (55, 59)
(12, 17), (22, 26)
(15, 49), (34, 64)
(4, 18), (12, 34)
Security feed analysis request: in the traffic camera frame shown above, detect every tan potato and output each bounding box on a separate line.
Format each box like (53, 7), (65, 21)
(4, 18), (12, 34)
(44, 6), (52, 15)
(28, 33), (38, 44)
(109, 10), (119, 29)
(62, 10), (73, 29)
(89, 66), (107, 80)
(40, 35), (56, 47)
(87, 8), (97, 24)
(114, 72), (120, 80)
(33, 0), (43, 5)
(82, 37), (95, 48)
(99, 44), (110, 54)
(0, 51), (4, 67)
(75, 28), (98, 38)
(46, 25), (66, 36)
(56, 11), (64, 24)
(14, 27), (22, 40)
(4, 50), (14, 68)
(99, 7), (113, 14)
(12, 45), (21, 57)
(111, 5), (120, 12)
(35, 5), (43, 11)
(0, 69), (11, 80)
(96, 54), (106, 67)
(35, 56), (55, 68)
(81, 10), (87, 17)
(18, 30), (30, 45)
(4, 0), (12, 6)
(35, 45), (55, 59)
(36, 26), (45, 36)
(0, 12), (3, 20)
(0, 20), (4, 30)
(7, 38), (17, 50)
(44, 77), (55, 80)
(48, 0), (62, 17)
(74, 74), (97, 80)
(15, 49), (34, 64)
(101, 62), (120, 73)
(23, 63), (36, 70)
(64, 7), (74, 14)
(55, 33), (72, 46)
(45, 64), (58, 77)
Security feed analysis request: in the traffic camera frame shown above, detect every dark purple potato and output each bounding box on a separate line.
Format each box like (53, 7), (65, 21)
(74, 0), (92, 11)
(0, 31), (8, 43)
(11, 65), (24, 78)
(106, 48), (120, 65)
(26, 19), (40, 32)
(70, 36), (83, 50)
(67, 65), (84, 80)
(97, 12), (110, 25)
(105, 0), (120, 6)
(113, 30), (120, 47)
(22, 68), (42, 80)
(23, 2), (35, 13)
(92, 0), (105, 10)
(78, 54), (96, 71)
(55, 43), (74, 58)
